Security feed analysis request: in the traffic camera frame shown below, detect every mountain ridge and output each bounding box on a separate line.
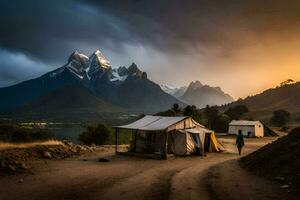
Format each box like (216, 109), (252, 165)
(0, 50), (184, 120)
(220, 82), (300, 120)
(161, 80), (234, 108)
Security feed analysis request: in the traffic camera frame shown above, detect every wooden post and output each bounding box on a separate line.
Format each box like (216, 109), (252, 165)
(134, 130), (137, 153)
(164, 131), (169, 160)
(115, 128), (118, 153)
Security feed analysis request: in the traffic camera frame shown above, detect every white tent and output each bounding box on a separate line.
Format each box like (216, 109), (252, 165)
(115, 115), (224, 158)
(117, 115), (189, 131)
(228, 120), (264, 137)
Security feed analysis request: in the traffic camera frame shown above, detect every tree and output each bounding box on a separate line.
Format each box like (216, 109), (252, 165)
(204, 105), (219, 129)
(183, 105), (197, 116)
(271, 109), (291, 126)
(183, 105), (204, 123)
(156, 109), (177, 116)
(213, 114), (231, 133)
(79, 124), (110, 145)
(225, 105), (249, 120)
(280, 79), (294, 87)
(172, 103), (181, 115)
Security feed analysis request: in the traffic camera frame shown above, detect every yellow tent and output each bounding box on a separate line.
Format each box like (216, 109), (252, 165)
(209, 132), (224, 152)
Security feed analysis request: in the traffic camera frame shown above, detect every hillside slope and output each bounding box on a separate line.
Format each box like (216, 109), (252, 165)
(4, 86), (126, 122)
(241, 127), (300, 198)
(0, 68), (83, 112)
(222, 82), (300, 120)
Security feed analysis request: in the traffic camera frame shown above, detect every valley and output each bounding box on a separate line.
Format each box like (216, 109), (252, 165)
(0, 136), (288, 200)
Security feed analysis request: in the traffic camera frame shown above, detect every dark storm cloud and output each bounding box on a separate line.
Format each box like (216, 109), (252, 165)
(86, 0), (300, 55)
(1, 0), (300, 96)
(0, 48), (49, 87)
(2, 0), (300, 63)
(0, 0), (135, 64)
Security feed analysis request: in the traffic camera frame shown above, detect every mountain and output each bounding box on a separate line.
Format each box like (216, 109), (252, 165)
(160, 85), (187, 98)
(180, 81), (234, 108)
(5, 86), (125, 122)
(173, 86), (188, 98)
(161, 80), (234, 108)
(221, 82), (300, 120)
(0, 50), (183, 120)
(160, 85), (178, 95)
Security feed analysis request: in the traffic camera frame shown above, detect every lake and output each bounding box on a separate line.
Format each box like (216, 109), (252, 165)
(47, 124), (86, 144)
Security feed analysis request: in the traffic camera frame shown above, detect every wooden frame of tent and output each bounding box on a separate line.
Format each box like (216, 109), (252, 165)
(114, 115), (223, 159)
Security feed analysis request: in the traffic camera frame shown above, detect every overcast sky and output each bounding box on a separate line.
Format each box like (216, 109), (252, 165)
(1, 0), (300, 98)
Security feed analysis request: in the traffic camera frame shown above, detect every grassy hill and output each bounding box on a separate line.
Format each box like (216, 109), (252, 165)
(2, 86), (127, 122)
(221, 82), (300, 122)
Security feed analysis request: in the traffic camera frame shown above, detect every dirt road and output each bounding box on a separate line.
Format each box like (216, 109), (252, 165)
(0, 137), (286, 200)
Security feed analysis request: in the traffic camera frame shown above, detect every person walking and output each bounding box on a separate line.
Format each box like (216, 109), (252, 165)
(236, 130), (244, 155)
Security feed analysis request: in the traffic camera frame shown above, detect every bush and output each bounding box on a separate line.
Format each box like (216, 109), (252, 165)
(79, 124), (110, 145)
(156, 109), (177, 116)
(225, 105), (249, 120)
(0, 124), (18, 135)
(10, 128), (53, 143)
(183, 105), (204, 123)
(204, 105), (219, 129)
(213, 114), (231, 133)
(270, 109), (290, 126)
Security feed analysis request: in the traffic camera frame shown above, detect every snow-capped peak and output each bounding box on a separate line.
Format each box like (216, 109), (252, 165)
(50, 50), (146, 83)
(160, 84), (180, 95)
(109, 68), (128, 82)
(63, 51), (90, 79)
(86, 50), (112, 77)
(68, 51), (89, 65)
(94, 50), (111, 69)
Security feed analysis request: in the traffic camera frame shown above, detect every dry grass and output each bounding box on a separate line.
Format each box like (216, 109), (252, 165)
(0, 140), (64, 150)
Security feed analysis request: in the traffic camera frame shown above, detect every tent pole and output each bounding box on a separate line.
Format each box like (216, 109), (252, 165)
(165, 131), (169, 160)
(115, 128), (118, 153)
(134, 130), (137, 153)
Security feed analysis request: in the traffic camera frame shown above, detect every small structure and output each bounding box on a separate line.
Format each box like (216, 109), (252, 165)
(228, 120), (264, 137)
(114, 115), (223, 159)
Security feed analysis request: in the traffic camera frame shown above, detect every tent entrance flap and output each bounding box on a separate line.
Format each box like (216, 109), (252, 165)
(190, 133), (201, 155)
(191, 133), (201, 148)
(204, 133), (211, 152)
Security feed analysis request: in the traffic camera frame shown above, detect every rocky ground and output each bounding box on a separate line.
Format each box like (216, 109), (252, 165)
(0, 141), (104, 175)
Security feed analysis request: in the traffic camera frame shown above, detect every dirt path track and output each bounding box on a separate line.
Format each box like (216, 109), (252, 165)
(0, 137), (283, 200)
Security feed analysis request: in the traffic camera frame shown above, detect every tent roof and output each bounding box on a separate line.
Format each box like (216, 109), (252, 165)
(185, 128), (212, 134)
(115, 115), (188, 131)
(229, 120), (262, 126)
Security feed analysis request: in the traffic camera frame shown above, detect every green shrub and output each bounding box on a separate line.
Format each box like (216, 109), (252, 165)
(79, 124), (110, 145)
(270, 109), (290, 126)
(10, 128), (53, 143)
(213, 114), (231, 133)
(225, 105), (249, 120)
(0, 124), (18, 135)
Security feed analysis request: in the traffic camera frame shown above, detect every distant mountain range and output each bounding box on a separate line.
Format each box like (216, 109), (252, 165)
(220, 82), (300, 121)
(1, 49), (297, 123)
(161, 80), (234, 108)
(0, 50), (183, 121)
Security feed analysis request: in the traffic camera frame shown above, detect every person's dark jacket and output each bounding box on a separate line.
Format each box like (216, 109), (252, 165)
(236, 133), (244, 147)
